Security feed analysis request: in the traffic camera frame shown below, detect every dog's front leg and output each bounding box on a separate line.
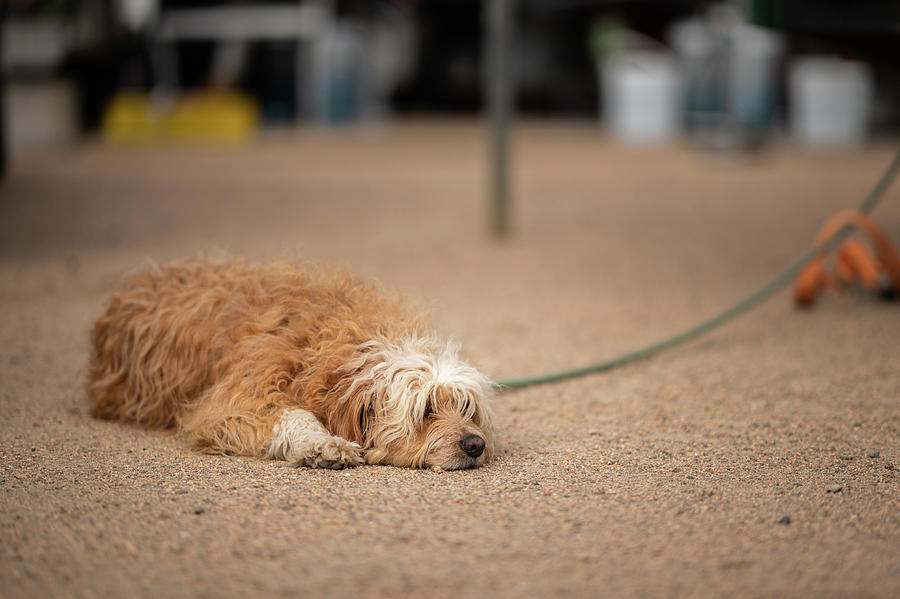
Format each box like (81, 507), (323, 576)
(178, 334), (363, 469)
(267, 408), (364, 469)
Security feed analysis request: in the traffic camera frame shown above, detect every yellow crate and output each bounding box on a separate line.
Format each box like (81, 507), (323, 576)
(102, 91), (259, 144)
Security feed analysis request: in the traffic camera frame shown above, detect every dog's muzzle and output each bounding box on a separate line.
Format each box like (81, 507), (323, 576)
(459, 435), (485, 458)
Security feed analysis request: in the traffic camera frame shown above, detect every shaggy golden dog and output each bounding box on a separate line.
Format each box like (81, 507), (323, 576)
(87, 260), (494, 470)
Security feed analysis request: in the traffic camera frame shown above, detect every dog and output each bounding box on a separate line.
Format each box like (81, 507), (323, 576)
(87, 259), (494, 470)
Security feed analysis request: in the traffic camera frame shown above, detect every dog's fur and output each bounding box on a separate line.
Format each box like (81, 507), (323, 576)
(87, 259), (494, 470)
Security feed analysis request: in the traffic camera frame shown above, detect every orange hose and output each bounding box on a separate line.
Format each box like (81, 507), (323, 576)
(837, 239), (881, 290)
(794, 210), (900, 306)
(794, 256), (828, 306)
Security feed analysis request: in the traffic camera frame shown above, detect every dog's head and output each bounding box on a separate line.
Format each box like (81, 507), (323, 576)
(331, 336), (495, 470)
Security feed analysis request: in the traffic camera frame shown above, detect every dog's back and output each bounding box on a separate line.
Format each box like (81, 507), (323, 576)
(87, 261), (243, 427)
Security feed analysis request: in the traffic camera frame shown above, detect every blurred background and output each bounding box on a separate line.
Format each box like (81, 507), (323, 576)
(4, 0), (899, 330)
(3, 0), (900, 308)
(3, 0), (899, 160)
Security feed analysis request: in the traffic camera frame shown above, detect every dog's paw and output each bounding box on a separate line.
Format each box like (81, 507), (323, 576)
(302, 436), (364, 470)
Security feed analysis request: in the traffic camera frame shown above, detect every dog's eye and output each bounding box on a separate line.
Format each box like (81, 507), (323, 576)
(423, 404), (433, 418)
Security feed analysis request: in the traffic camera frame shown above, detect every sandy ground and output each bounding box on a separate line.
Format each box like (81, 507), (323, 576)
(1, 122), (899, 598)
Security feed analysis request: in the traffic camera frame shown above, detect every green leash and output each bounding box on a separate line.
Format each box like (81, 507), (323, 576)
(494, 148), (900, 390)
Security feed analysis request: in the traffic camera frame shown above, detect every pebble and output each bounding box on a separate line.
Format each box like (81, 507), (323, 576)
(825, 484), (843, 494)
(868, 451), (880, 458)
(777, 516), (791, 525)
(194, 507), (205, 515)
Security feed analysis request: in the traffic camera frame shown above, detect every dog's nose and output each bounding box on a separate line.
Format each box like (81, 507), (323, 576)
(459, 435), (485, 458)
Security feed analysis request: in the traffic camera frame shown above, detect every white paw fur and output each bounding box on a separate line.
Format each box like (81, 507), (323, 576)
(268, 409), (363, 469)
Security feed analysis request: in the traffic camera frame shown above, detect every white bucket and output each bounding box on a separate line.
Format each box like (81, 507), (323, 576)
(5, 80), (79, 149)
(601, 51), (681, 145)
(789, 56), (872, 149)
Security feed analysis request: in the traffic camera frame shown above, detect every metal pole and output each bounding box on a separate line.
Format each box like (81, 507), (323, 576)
(0, 0), (7, 182)
(487, 0), (512, 238)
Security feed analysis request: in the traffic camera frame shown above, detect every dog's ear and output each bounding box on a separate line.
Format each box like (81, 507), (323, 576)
(338, 393), (374, 447)
(320, 372), (373, 446)
(358, 403), (375, 442)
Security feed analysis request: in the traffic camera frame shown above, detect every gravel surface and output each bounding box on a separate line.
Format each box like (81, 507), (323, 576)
(2, 122), (899, 598)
